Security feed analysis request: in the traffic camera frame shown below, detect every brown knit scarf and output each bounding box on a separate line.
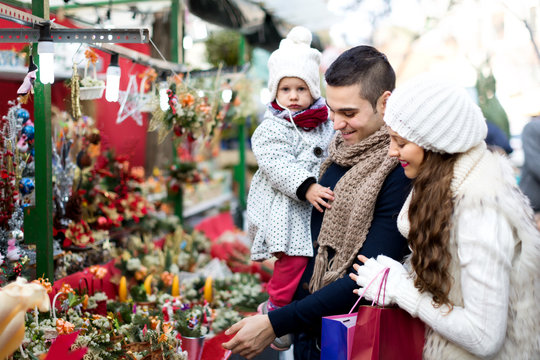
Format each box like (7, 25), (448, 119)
(309, 126), (398, 292)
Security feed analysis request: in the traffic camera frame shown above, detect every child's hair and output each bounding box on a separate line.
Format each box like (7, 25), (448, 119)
(324, 46), (395, 110)
(408, 150), (459, 307)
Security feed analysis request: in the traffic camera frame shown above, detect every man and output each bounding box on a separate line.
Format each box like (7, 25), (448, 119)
(223, 46), (411, 359)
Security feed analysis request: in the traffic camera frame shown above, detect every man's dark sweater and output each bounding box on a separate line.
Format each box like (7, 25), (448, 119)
(268, 163), (411, 352)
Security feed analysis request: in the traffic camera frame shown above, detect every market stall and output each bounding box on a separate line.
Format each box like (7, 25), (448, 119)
(0, 2), (267, 359)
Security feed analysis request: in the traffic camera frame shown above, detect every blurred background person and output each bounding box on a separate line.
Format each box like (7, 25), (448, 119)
(520, 114), (540, 230)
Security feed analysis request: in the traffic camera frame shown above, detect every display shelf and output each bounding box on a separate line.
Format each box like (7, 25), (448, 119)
(183, 192), (233, 218)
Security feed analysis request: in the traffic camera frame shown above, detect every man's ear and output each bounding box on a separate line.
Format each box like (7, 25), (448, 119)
(377, 90), (392, 115)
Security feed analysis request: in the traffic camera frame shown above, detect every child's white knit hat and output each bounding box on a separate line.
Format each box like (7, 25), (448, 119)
(267, 26), (321, 101)
(384, 74), (487, 154)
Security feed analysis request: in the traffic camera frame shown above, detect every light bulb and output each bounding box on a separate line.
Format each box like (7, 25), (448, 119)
(37, 41), (55, 84)
(106, 54), (121, 102)
(183, 35), (193, 50)
(221, 89), (233, 103)
(159, 82), (169, 111)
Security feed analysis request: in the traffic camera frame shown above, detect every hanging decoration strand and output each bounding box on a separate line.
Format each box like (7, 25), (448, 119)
(149, 37), (179, 78)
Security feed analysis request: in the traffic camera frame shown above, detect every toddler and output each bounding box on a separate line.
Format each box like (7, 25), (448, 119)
(247, 26), (335, 350)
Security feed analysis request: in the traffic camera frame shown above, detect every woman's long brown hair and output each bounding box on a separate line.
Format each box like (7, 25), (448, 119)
(408, 150), (459, 307)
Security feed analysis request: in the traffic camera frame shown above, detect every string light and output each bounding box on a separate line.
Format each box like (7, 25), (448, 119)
(221, 89), (233, 103)
(105, 53), (121, 102)
(158, 71), (169, 111)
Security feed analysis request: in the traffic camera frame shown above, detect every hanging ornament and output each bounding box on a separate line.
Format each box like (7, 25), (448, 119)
(16, 135), (28, 153)
(117, 74), (143, 126)
(17, 55), (38, 104)
(19, 178), (35, 196)
(21, 124), (34, 141)
(6, 238), (20, 261)
(70, 63), (82, 121)
(15, 108), (30, 125)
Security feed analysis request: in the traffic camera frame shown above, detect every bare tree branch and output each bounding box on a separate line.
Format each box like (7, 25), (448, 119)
(502, 2), (540, 63)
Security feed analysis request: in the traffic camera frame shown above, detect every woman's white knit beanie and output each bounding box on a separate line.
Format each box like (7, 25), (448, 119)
(385, 74), (487, 154)
(267, 26), (321, 101)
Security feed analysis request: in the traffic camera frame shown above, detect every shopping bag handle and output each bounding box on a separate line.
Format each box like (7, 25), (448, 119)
(348, 267), (390, 314)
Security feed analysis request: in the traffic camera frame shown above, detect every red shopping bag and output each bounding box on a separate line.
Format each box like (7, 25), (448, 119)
(351, 305), (424, 360)
(351, 268), (425, 360)
(320, 268), (397, 360)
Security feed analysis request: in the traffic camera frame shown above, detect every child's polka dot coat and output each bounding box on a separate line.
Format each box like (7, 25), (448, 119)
(247, 110), (335, 261)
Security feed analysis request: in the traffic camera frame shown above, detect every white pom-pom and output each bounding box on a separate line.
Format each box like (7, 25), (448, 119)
(286, 26), (312, 46)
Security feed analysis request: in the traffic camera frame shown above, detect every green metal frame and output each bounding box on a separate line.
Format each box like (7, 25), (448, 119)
(26, 0), (55, 281)
(234, 36), (247, 227)
(170, 0), (184, 224)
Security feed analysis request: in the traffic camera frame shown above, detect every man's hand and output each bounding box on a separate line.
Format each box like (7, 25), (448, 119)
(306, 184), (334, 212)
(222, 315), (276, 359)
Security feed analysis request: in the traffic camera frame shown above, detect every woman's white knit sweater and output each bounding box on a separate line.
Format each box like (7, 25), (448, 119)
(396, 143), (540, 359)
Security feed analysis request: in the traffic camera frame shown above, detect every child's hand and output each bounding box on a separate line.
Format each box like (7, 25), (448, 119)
(306, 184), (334, 212)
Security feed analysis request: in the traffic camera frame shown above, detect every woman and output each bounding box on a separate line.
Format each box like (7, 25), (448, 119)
(351, 75), (540, 359)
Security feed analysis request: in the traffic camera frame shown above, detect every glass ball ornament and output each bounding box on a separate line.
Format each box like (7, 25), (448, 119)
(21, 124), (35, 141)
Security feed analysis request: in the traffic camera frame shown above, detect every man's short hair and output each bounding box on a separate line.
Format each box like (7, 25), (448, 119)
(325, 46), (396, 109)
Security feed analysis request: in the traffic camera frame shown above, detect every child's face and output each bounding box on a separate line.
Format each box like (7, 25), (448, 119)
(276, 77), (313, 111)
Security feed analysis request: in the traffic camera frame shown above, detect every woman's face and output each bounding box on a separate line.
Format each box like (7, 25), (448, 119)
(388, 128), (425, 179)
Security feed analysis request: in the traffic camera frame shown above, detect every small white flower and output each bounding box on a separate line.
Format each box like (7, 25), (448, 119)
(126, 258), (142, 271)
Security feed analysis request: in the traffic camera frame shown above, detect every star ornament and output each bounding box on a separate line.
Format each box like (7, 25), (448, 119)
(117, 74), (143, 126)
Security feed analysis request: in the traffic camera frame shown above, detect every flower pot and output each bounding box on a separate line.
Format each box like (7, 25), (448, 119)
(80, 85), (105, 100)
(122, 341), (150, 353)
(135, 301), (157, 310)
(181, 335), (205, 360)
(140, 93), (157, 113)
(142, 349), (163, 360)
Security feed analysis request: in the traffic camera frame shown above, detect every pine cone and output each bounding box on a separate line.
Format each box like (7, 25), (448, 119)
(76, 151), (92, 169)
(86, 131), (101, 145)
(65, 193), (82, 222)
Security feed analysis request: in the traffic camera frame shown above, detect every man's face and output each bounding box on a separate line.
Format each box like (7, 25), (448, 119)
(326, 84), (385, 145)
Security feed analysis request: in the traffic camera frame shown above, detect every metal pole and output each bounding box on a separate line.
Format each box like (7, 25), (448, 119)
(170, 0), (181, 63)
(170, 0), (183, 224)
(234, 36), (247, 228)
(27, 0), (54, 281)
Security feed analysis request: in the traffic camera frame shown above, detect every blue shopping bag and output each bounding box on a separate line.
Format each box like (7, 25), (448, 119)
(320, 312), (357, 360)
(321, 268), (394, 360)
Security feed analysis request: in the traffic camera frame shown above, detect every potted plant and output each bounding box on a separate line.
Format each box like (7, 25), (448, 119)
(79, 48), (105, 100)
(174, 304), (208, 360)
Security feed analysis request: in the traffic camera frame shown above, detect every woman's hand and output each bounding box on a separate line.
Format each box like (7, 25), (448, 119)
(306, 184), (334, 212)
(222, 315), (276, 359)
(349, 254), (409, 306)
